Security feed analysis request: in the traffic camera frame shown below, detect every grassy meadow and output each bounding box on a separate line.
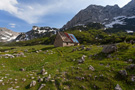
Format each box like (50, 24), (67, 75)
(0, 43), (135, 90)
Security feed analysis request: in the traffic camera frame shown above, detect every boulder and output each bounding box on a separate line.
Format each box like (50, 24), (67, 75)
(38, 78), (43, 82)
(38, 84), (46, 90)
(72, 48), (76, 52)
(86, 48), (91, 51)
(78, 55), (86, 63)
(126, 64), (135, 70)
(22, 78), (26, 82)
(119, 70), (127, 77)
(88, 65), (95, 71)
(40, 68), (46, 75)
(128, 59), (133, 63)
(30, 80), (36, 87)
(131, 76), (135, 82)
(20, 68), (25, 71)
(102, 45), (117, 54)
(115, 84), (122, 90)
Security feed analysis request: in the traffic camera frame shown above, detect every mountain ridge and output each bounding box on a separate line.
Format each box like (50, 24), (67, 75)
(63, 0), (135, 29)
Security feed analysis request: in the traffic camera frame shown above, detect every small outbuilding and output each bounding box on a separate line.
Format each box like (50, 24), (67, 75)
(54, 32), (79, 47)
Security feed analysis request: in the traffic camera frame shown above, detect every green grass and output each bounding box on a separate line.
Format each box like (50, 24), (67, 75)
(0, 44), (135, 90)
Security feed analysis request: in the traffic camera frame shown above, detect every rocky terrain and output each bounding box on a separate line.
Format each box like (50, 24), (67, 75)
(0, 28), (19, 42)
(63, 0), (135, 29)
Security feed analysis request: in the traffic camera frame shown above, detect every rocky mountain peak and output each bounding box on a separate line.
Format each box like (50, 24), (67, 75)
(62, 1), (135, 29)
(122, 0), (135, 16)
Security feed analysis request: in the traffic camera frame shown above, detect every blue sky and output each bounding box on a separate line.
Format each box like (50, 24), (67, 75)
(0, 0), (131, 32)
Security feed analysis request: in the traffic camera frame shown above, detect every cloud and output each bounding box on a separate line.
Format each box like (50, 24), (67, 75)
(9, 23), (16, 28)
(0, 0), (18, 13)
(0, 0), (131, 24)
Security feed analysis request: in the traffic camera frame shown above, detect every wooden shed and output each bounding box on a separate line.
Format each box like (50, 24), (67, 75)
(54, 32), (79, 47)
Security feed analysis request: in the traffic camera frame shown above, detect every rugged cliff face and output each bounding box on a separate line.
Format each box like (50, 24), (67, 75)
(0, 28), (19, 42)
(63, 0), (135, 29)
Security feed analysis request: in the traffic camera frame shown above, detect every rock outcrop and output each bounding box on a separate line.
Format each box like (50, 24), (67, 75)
(102, 45), (117, 54)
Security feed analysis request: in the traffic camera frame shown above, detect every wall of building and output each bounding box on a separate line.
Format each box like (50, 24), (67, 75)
(54, 34), (63, 47)
(63, 42), (74, 47)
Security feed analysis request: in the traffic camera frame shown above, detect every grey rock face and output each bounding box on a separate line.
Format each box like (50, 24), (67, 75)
(63, 0), (135, 29)
(0, 28), (19, 42)
(122, 0), (135, 16)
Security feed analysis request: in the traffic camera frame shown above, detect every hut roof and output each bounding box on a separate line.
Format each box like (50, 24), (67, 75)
(58, 32), (79, 43)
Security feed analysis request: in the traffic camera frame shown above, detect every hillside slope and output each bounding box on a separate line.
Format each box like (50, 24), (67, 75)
(0, 43), (135, 90)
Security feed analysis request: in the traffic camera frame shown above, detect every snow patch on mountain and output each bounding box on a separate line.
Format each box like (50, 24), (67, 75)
(105, 16), (135, 28)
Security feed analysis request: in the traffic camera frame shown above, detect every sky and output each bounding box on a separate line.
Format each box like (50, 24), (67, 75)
(0, 0), (132, 32)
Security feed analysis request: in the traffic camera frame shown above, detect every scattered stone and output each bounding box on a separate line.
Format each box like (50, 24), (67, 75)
(115, 84), (122, 90)
(102, 45), (117, 54)
(126, 64), (135, 70)
(78, 55), (86, 63)
(72, 48), (76, 52)
(44, 77), (50, 82)
(81, 85), (86, 89)
(0, 80), (3, 83)
(86, 48), (91, 51)
(128, 59), (133, 63)
(80, 45), (85, 50)
(20, 68), (25, 71)
(51, 80), (55, 82)
(31, 77), (35, 79)
(24, 49), (28, 52)
(99, 63), (104, 66)
(99, 74), (104, 77)
(38, 84), (46, 90)
(94, 76), (97, 80)
(105, 64), (110, 68)
(88, 65), (95, 71)
(14, 79), (17, 81)
(30, 80), (36, 87)
(38, 78), (43, 82)
(75, 77), (85, 81)
(40, 68), (46, 75)
(116, 58), (120, 60)
(22, 78), (26, 82)
(89, 55), (93, 59)
(131, 76), (135, 82)
(7, 87), (13, 90)
(15, 86), (20, 88)
(107, 54), (112, 58)
(88, 74), (92, 77)
(119, 70), (127, 77)
(2, 83), (5, 85)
